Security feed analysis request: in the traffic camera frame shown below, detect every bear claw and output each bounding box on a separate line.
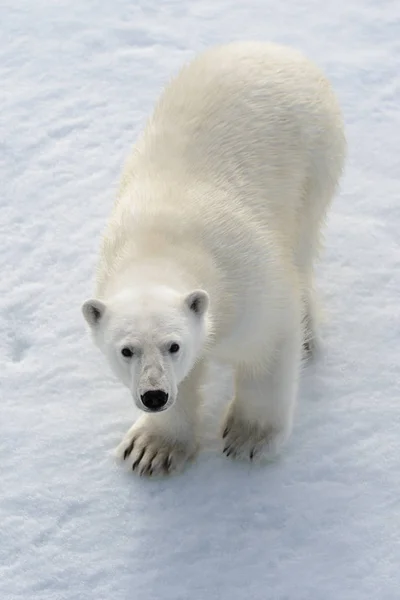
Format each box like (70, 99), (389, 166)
(132, 448), (146, 471)
(116, 421), (196, 477)
(123, 441), (135, 460)
(221, 411), (287, 463)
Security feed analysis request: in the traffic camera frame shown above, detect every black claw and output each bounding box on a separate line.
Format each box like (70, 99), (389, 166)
(223, 427), (229, 439)
(132, 448), (146, 471)
(139, 462), (149, 476)
(123, 440), (135, 460)
(250, 449), (254, 460)
(142, 454), (157, 477)
(163, 455), (172, 472)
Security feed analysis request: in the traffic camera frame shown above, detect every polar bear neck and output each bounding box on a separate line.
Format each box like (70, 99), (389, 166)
(94, 229), (233, 348)
(103, 253), (211, 297)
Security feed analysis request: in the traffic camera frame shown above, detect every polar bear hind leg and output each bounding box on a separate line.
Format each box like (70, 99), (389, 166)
(298, 152), (344, 357)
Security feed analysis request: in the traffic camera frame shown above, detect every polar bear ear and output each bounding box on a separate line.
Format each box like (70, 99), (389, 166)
(184, 290), (209, 317)
(82, 299), (106, 327)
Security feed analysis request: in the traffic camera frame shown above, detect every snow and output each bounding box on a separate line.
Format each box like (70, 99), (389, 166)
(1, 0), (400, 598)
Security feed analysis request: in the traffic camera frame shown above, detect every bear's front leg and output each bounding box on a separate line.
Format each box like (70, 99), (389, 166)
(116, 361), (205, 477)
(222, 326), (302, 462)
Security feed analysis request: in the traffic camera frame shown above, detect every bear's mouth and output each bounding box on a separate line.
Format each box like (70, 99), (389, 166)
(140, 404), (170, 414)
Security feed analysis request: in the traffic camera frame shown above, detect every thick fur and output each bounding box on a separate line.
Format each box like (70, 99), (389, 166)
(83, 41), (346, 476)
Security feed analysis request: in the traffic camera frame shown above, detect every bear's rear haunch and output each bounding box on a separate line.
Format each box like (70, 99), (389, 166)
(82, 42), (346, 477)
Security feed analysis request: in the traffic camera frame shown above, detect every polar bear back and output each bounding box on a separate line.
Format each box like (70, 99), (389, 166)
(120, 41), (345, 240)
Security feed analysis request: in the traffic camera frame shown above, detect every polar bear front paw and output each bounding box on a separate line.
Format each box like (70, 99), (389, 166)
(115, 419), (197, 477)
(221, 411), (288, 463)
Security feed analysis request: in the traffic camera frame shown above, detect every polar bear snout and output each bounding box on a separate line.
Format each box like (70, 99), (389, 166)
(140, 390), (169, 412)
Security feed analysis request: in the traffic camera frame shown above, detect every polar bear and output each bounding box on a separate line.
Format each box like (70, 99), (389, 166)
(82, 41), (346, 477)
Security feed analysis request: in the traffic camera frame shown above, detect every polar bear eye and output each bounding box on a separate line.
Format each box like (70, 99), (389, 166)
(121, 347), (134, 358)
(169, 343), (180, 354)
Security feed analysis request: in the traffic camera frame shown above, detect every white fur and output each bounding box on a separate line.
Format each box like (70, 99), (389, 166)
(83, 41), (346, 476)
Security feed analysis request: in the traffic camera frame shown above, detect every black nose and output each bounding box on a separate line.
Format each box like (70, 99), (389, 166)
(141, 390), (169, 411)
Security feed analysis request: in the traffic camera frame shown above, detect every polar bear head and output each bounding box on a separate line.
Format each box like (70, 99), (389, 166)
(82, 286), (210, 412)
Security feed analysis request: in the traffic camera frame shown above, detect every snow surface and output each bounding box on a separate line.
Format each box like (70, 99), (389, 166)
(1, 0), (400, 598)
